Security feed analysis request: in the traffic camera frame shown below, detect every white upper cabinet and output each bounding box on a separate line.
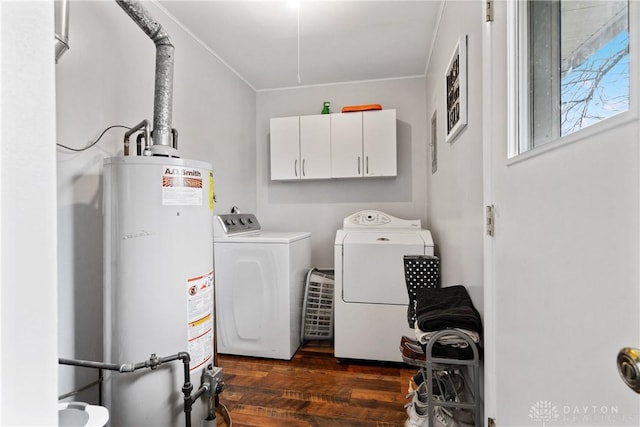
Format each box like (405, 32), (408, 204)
(270, 109), (396, 181)
(331, 109), (397, 178)
(330, 112), (363, 178)
(270, 116), (300, 180)
(363, 109), (397, 177)
(300, 114), (331, 179)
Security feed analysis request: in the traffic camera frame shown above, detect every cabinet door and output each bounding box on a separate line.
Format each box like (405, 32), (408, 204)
(300, 115), (331, 179)
(270, 116), (300, 180)
(331, 112), (363, 178)
(363, 109), (396, 177)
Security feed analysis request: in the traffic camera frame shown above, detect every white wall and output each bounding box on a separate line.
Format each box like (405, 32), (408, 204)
(56, 0), (255, 403)
(0, 1), (58, 425)
(425, 1), (484, 309)
(256, 77), (428, 267)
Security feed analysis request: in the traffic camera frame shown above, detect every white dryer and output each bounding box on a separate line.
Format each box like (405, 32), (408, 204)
(213, 213), (311, 360)
(334, 210), (433, 362)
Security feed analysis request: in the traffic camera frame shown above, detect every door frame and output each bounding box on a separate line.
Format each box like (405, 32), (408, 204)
(482, 1), (497, 422)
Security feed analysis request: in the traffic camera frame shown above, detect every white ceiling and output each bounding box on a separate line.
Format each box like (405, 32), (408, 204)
(157, 1), (443, 91)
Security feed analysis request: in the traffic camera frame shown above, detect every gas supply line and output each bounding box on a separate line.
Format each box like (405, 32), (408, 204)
(59, 352), (225, 427)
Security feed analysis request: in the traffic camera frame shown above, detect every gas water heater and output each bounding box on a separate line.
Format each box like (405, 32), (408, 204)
(103, 156), (215, 426)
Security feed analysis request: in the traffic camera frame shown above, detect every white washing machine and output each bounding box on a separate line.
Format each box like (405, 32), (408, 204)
(334, 210), (434, 362)
(213, 213), (311, 360)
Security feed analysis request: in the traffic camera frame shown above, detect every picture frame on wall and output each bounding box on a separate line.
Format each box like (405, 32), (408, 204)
(431, 109), (437, 174)
(445, 35), (467, 143)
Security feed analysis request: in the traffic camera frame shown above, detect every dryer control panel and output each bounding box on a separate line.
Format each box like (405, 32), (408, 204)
(344, 210), (421, 229)
(214, 213), (261, 235)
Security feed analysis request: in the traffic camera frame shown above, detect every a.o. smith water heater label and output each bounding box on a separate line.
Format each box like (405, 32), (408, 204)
(162, 166), (203, 206)
(186, 271), (214, 371)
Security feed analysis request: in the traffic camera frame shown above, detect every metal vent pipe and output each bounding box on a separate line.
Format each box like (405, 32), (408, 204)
(115, 0), (175, 151)
(54, 0), (70, 63)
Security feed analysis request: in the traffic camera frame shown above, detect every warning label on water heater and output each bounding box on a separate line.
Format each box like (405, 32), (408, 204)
(186, 271), (214, 371)
(162, 166), (203, 206)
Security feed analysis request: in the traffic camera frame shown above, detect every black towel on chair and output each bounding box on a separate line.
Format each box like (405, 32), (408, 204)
(414, 285), (482, 334)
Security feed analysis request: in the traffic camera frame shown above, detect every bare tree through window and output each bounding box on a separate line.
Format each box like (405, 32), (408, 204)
(561, 30), (629, 135)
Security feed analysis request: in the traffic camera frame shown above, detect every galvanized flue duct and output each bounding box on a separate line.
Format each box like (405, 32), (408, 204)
(54, 0), (70, 63)
(115, 0), (176, 153)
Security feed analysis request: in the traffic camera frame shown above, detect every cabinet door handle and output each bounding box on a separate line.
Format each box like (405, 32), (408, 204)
(357, 156), (361, 175)
(294, 159), (298, 177)
(302, 159), (306, 177)
(366, 156), (369, 175)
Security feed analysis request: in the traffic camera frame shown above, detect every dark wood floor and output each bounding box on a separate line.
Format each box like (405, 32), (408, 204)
(216, 342), (417, 427)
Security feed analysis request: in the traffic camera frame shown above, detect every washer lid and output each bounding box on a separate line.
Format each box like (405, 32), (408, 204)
(214, 230), (311, 244)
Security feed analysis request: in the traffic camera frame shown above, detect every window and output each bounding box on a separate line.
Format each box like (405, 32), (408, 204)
(510, 0), (629, 157)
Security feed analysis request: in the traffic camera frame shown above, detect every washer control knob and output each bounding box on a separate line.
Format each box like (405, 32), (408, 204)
(239, 218), (246, 225)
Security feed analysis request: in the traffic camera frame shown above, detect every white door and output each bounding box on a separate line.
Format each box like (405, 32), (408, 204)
(484, 2), (640, 426)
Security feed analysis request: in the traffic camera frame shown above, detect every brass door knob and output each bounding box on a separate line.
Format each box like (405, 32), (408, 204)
(617, 348), (640, 393)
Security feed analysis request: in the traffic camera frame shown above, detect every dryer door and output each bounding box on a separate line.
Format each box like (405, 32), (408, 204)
(342, 232), (426, 304)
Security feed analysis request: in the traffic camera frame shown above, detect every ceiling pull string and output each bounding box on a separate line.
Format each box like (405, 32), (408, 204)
(297, 4), (301, 84)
